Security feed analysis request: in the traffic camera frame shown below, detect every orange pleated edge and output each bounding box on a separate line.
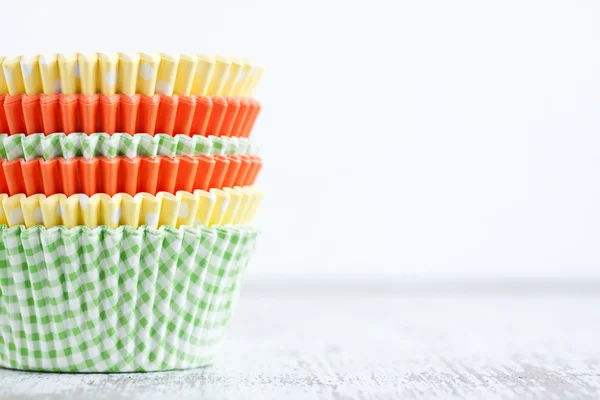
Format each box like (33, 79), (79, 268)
(0, 154), (261, 196)
(0, 94), (261, 137)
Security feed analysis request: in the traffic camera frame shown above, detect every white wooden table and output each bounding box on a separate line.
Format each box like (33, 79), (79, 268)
(1, 281), (599, 399)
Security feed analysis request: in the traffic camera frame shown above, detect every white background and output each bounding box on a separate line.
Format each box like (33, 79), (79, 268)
(2, 0), (600, 279)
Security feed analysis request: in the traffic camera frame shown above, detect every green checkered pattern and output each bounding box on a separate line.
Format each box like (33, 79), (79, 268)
(0, 133), (258, 162)
(0, 224), (258, 372)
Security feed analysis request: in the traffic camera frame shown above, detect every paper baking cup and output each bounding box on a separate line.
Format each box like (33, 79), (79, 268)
(0, 94), (261, 137)
(0, 223), (258, 372)
(0, 186), (262, 229)
(0, 154), (262, 196)
(0, 54), (264, 97)
(0, 132), (257, 162)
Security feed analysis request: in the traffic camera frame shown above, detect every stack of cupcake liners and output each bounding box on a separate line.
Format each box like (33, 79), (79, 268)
(0, 53), (264, 372)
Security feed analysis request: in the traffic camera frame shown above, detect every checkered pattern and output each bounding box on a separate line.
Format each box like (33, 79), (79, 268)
(0, 133), (256, 161)
(211, 136), (232, 155)
(0, 134), (25, 160)
(0, 224), (258, 372)
(194, 227), (257, 355)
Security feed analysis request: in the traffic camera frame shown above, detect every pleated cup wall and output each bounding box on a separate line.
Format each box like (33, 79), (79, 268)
(0, 186), (263, 229)
(0, 154), (262, 196)
(0, 224), (258, 372)
(1, 53), (264, 97)
(0, 94), (261, 137)
(0, 133), (257, 161)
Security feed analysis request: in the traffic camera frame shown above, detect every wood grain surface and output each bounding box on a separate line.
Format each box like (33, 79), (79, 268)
(1, 286), (599, 399)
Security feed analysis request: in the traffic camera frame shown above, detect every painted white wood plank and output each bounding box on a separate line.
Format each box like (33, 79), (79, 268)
(1, 293), (599, 399)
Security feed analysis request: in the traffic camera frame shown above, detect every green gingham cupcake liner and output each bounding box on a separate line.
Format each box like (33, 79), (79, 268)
(0, 223), (258, 372)
(0, 133), (259, 162)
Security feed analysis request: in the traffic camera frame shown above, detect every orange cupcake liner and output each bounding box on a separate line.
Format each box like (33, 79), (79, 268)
(0, 94), (261, 137)
(0, 154), (262, 197)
